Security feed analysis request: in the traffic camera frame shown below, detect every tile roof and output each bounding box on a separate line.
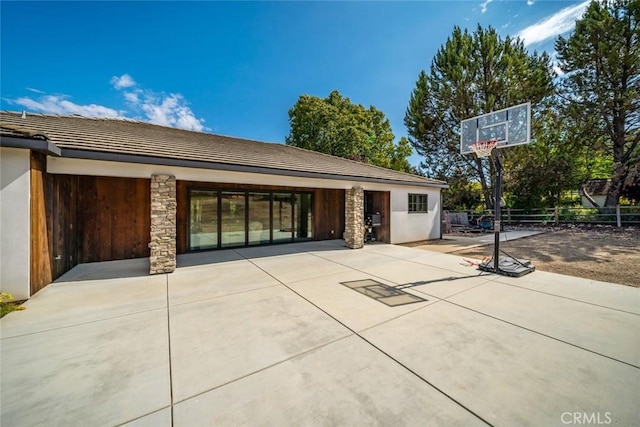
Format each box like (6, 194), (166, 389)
(0, 111), (445, 187)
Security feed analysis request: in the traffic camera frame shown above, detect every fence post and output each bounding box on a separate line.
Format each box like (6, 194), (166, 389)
(616, 205), (622, 227)
(554, 206), (559, 226)
(507, 208), (511, 225)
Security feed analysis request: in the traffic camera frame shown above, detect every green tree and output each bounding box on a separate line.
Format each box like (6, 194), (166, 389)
(286, 90), (414, 173)
(441, 168), (483, 210)
(405, 25), (554, 208)
(555, 0), (640, 206)
(505, 104), (583, 209)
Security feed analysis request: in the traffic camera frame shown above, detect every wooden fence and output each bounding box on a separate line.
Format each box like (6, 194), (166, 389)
(460, 206), (640, 227)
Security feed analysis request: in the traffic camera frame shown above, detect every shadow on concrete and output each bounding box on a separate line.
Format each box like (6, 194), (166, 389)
(55, 258), (150, 282)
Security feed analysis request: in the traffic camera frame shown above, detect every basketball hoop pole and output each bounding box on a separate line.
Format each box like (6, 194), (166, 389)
(461, 103), (535, 278)
(492, 150), (503, 272)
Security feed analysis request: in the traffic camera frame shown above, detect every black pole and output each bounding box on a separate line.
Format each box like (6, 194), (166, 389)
(493, 151), (502, 272)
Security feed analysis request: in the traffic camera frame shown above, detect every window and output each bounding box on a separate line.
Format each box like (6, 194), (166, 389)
(408, 194), (428, 213)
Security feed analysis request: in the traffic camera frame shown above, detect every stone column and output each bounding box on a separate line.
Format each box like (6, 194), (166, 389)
(344, 187), (364, 249)
(149, 174), (176, 274)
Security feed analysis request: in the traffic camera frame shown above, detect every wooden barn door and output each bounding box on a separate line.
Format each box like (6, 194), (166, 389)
(48, 174), (78, 280)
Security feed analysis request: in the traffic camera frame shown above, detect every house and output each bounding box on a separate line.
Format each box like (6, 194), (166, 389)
(0, 111), (447, 300)
(580, 179), (611, 208)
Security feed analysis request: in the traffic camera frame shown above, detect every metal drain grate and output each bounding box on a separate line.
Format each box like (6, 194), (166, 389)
(341, 279), (427, 307)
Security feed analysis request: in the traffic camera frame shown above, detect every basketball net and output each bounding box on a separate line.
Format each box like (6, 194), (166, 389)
(470, 139), (498, 158)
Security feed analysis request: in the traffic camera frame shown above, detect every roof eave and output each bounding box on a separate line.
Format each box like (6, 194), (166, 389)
(0, 135), (62, 157)
(60, 148), (449, 188)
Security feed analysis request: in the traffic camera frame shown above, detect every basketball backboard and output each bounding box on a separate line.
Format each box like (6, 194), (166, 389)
(460, 102), (531, 154)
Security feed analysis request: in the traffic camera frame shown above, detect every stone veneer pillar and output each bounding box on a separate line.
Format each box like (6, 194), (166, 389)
(149, 174), (177, 274)
(344, 187), (364, 249)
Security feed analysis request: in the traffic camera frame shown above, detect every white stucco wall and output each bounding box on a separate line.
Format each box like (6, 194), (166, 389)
(1, 147), (31, 299)
(390, 187), (441, 244)
(48, 156), (444, 245)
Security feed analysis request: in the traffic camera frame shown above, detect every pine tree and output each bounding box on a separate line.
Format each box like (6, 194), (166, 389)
(405, 25), (554, 209)
(556, 0), (640, 206)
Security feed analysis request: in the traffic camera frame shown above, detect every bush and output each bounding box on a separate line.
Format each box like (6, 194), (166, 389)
(0, 293), (25, 318)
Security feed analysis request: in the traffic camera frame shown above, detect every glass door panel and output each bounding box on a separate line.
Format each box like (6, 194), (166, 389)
(221, 192), (246, 248)
(294, 193), (313, 241)
(272, 193), (293, 243)
(190, 190), (218, 250)
(248, 193), (271, 245)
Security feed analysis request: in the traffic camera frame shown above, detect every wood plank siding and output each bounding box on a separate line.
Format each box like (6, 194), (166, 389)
(77, 176), (150, 263)
(30, 158), (151, 293)
(176, 181), (345, 254)
(30, 153), (79, 292)
(30, 152), (53, 293)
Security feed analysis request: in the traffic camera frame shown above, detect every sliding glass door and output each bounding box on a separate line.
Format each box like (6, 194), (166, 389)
(188, 189), (313, 250)
(248, 193), (271, 245)
(189, 190), (218, 250)
(272, 193), (293, 243)
(221, 192), (246, 248)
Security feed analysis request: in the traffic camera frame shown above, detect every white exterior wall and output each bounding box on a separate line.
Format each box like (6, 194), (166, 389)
(390, 187), (441, 244)
(1, 148), (31, 299)
(48, 157), (444, 245)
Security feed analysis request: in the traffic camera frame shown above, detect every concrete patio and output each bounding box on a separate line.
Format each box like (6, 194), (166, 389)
(1, 240), (639, 426)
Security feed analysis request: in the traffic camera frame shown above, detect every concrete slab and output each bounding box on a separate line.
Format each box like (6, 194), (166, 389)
(401, 274), (493, 300)
(449, 281), (640, 366)
(312, 247), (408, 271)
(406, 251), (489, 274)
(247, 252), (352, 284)
(173, 335), (485, 426)
(312, 245), (494, 300)
(492, 270), (640, 315)
(2, 241), (638, 426)
(1, 309), (170, 427)
(362, 302), (640, 426)
(54, 257), (150, 281)
(358, 258), (490, 294)
(233, 241), (315, 259)
(169, 259), (279, 306)
(362, 242), (431, 260)
(121, 408), (172, 427)
(286, 270), (437, 332)
(0, 274), (167, 338)
(169, 285), (351, 402)
(177, 249), (244, 267)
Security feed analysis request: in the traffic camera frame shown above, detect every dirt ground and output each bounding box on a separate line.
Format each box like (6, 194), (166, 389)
(436, 225), (640, 287)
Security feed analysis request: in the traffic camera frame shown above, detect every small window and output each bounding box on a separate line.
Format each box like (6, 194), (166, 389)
(408, 194), (428, 213)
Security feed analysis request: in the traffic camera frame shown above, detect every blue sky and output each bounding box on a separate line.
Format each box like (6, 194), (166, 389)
(1, 1), (590, 166)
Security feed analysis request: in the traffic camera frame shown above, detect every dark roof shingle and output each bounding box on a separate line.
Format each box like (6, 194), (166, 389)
(0, 111), (445, 187)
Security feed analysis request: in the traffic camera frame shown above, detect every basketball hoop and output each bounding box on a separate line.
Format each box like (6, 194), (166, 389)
(469, 139), (498, 158)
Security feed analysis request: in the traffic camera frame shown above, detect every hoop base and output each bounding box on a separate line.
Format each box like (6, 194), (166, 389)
(478, 257), (535, 277)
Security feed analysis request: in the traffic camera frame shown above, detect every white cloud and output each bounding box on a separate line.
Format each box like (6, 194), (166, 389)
(8, 95), (122, 118)
(7, 74), (208, 133)
(516, 0), (590, 46)
(138, 93), (206, 132)
(110, 74), (137, 89)
(26, 87), (46, 94)
(124, 92), (140, 103)
(527, 0), (535, 6)
(481, 0), (493, 14)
